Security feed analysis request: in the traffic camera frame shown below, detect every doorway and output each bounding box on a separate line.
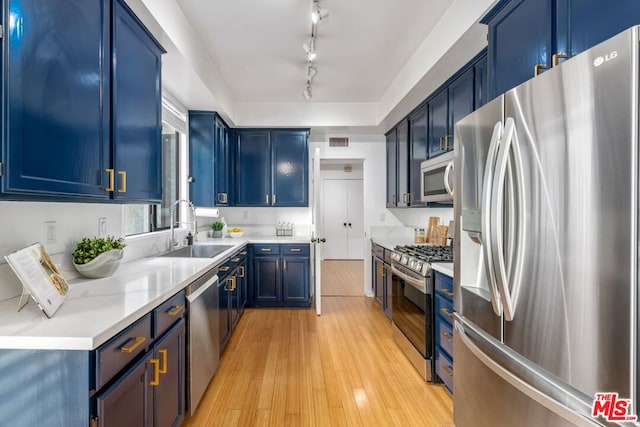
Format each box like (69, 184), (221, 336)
(319, 160), (364, 296)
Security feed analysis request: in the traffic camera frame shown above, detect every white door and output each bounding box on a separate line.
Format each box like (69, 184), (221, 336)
(346, 179), (364, 259)
(322, 179), (349, 259)
(311, 148), (322, 315)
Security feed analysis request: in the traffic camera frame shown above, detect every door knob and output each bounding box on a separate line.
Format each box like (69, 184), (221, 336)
(311, 238), (317, 243)
(343, 222), (347, 227)
(320, 238), (326, 243)
(348, 223), (352, 227)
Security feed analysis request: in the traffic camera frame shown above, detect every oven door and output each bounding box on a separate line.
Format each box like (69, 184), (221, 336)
(391, 265), (431, 359)
(421, 153), (454, 203)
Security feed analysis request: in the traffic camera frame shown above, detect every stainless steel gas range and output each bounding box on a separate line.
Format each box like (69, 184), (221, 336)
(390, 245), (453, 382)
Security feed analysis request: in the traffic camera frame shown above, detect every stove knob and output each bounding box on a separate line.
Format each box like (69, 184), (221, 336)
(416, 261), (423, 271)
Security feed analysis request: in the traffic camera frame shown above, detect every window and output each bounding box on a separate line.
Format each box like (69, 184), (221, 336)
(124, 121), (182, 235)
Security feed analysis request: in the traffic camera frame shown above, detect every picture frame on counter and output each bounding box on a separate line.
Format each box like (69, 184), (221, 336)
(5, 243), (69, 318)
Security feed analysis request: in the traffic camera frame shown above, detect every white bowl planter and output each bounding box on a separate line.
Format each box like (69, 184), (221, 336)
(74, 249), (124, 279)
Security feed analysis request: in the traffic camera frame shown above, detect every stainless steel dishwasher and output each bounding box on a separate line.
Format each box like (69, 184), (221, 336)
(185, 266), (220, 415)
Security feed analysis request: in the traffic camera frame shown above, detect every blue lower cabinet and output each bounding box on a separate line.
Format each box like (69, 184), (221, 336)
(434, 271), (454, 393)
(152, 320), (186, 427)
(219, 276), (232, 349)
(436, 348), (454, 393)
(249, 244), (311, 307)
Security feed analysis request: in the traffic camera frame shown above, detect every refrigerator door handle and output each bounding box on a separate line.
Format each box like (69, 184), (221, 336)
(455, 320), (602, 427)
(490, 117), (526, 321)
(481, 121), (504, 316)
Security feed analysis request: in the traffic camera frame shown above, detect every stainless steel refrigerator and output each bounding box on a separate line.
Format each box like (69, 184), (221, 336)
(453, 26), (639, 426)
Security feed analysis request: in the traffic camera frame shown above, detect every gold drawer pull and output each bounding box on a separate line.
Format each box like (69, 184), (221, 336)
(441, 332), (453, 342)
(552, 52), (567, 67)
(290, 248), (301, 252)
(167, 305), (184, 317)
(117, 171), (127, 193)
(159, 349), (168, 374)
(219, 266), (230, 272)
(440, 289), (454, 298)
(442, 365), (453, 377)
(231, 257), (241, 262)
(240, 251), (247, 255)
(440, 308), (454, 320)
(150, 358), (161, 386)
(120, 336), (145, 353)
(534, 63), (547, 76)
(239, 266), (245, 278)
(261, 248), (272, 252)
(105, 168), (115, 192)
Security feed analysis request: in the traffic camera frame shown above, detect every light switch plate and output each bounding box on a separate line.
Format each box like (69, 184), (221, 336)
(98, 217), (108, 237)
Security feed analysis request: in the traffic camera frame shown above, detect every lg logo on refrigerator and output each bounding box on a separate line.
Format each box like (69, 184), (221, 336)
(593, 51), (618, 67)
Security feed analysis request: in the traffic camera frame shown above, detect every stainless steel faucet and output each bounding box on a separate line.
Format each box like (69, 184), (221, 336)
(170, 199), (197, 248)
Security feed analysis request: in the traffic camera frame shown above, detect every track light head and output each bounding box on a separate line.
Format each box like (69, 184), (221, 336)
(306, 64), (318, 81)
(303, 38), (316, 61)
(302, 84), (312, 101)
(311, 3), (329, 23)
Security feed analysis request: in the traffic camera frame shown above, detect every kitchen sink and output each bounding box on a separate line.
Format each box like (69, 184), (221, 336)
(158, 244), (235, 258)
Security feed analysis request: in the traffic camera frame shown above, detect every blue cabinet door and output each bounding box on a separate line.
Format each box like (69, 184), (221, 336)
(4, 0), (110, 198)
(408, 106), (428, 207)
(385, 130), (397, 208)
(153, 319), (185, 427)
(188, 112), (215, 207)
(486, 0), (553, 99)
(428, 89), (448, 158)
(97, 351), (153, 427)
(214, 118), (232, 205)
(271, 130), (308, 207)
(396, 120), (410, 207)
(282, 256), (310, 306)
(474, 53), (489, 109)
(235, 130), (271, 206)
(448, 68), (475, 152)
(112, 0), (164, 202)
(556, 0), (640, 58)
(253, 256), (280, 305)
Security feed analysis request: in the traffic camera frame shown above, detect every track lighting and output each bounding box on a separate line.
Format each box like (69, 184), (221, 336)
(306, 64), (318, 81)
(311, 2), (329, 23)
(302, 83), (312, 101)
(303, 38), (316, 61)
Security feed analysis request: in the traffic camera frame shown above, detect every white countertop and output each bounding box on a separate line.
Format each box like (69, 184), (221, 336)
(0, 237), (310, 351)
(431, 262), (454, 277)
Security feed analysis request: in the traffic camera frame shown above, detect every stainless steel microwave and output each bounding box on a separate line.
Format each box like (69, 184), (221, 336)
(420, 151), (454, 203)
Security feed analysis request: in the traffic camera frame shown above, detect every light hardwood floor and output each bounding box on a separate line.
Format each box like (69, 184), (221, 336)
(183, 297), (454, 426)
(321, 260), (364, 296)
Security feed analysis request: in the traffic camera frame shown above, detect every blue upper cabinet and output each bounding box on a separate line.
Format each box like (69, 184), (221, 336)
(111, 0), (165, 202)
(396, 120), (410, 208)
(235, 130), (271, 206)
(428, 89), (448, 158)
(474, 54), (488, 109)
(385, 130), (398, 208)
(235, 129), (308, 207)
(408, 106), (428, 207)
(188, 112), (216, 207)
(448, 68), (475, 152)
(188, 112), (231, 207)
(271, 130), (308, 207)
(484, 0), (553, 99)
(3, 0), (110, 198)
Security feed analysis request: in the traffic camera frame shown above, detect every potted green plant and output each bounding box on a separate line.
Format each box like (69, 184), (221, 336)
(72, 236), (126, 279)
(211, 221), (224, 238)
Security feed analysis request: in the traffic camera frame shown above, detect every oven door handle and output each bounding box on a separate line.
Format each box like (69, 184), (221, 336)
(391, 265), (427, 294)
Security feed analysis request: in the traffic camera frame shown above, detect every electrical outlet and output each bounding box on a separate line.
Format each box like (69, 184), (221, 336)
(98, 217), (108, 237)
(45, 221), (57, 244)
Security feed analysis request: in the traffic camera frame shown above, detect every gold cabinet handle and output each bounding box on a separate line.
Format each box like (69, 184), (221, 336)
(440, 308), (454, 320)
(167, 305), (184, 317)
(392, 194), (397, 205)
(219, 266), (230, 272)
(284, 260), (287, 270)
(231, 257), (241, 262)
(117, 171), (126, 193)
(444, 135), (452, 150)
(218, 193), (228, 203)
(119, 336), (145, 353)
(552, 52), (567, 67)
(266, 194), (270, 204)
(239, 266), (245, 278)
(150, 358), (161, 386)
(276, 259), (279, 269)
(230, 276), (237, 291)
(290, 248), (301, 252)
(159, 349), (168, 374)
(261, 248), (272, 252)
(440, 289), (454, 298)
(442, 365), (453, 377)
(441, 332), (453, 342)
(105, 168), (115, 192)
(534, 64), (547, 76)
(439, 136), (444, 150)
(273, 194), (277, 204)
(240, 251), (247, 255)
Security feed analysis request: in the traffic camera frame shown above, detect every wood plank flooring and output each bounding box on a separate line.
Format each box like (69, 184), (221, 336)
(321, 260), (364, 296)
(183, 297), (453, 426)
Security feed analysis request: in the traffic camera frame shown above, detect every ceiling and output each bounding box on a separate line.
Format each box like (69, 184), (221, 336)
(176, 0), (453, 103)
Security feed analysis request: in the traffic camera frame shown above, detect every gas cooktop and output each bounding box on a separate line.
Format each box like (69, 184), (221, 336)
(390, 245), (453, 276)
